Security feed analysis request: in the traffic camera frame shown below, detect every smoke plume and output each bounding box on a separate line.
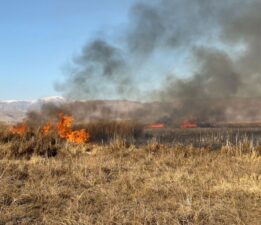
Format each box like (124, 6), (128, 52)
(56, 0), (261, 123)
(56, 40), (134, 99)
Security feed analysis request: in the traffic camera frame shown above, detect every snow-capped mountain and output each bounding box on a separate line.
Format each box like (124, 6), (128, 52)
(37, 96), (66, 104)
(0, 96), (66, 123)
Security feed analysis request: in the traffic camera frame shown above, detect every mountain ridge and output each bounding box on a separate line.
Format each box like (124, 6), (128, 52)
(1, 96), (261, 124)
(0, 96), (66, 123)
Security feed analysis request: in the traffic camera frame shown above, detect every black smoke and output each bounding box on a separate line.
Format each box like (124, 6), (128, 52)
(56, 0), (261, 123)
(56, 40), (134, 100)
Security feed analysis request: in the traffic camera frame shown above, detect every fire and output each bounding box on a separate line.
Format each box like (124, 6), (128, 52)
(10, 123), (28, 136)
(9, 114), (89, 144)
(56, 114), (89, 144)
(146, 123), (166, 129)
(56, 115), (73, 138)
(41, 122), (52, 136)
(180, 120), (197, 129)
(67, 129), (89, 144)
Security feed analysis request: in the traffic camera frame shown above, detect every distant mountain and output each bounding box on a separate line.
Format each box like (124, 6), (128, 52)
(0, 96), (168, 124)
(0, 97), (147, 123)
(0, 96), (261, 124)
(0, 96), (66, 123)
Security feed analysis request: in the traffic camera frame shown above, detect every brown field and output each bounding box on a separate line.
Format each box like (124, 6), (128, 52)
(0, 123), (261, 225)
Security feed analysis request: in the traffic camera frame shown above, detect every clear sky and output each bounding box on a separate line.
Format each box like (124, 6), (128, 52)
(0, 0), (134, 100)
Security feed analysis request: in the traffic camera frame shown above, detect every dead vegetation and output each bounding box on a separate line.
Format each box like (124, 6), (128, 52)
(0, 123), (260, 225)
(78, 120), (144, 143)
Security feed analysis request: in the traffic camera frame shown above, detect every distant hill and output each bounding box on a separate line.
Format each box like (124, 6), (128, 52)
(0, 97), (174, 124)
(0, 97), (65, 123)
(0, 96), (261, 124)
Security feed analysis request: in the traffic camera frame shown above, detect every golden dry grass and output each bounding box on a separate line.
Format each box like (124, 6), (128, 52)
(0, 143), (260, 225)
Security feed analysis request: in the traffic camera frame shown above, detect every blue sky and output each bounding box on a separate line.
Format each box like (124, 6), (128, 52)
(0, 0), (134, 100)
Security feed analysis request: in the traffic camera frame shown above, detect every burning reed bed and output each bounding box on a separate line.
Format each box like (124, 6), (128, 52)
(1, 121), (261, 159)
(0, 119), (144, 159)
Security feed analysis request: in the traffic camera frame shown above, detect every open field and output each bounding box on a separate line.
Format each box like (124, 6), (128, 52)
(1, 144), (260, 225)
(0, 122), (261, 225)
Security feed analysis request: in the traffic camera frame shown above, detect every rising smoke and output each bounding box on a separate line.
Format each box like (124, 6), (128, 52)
(55, 40), (134, 99)
(55, 0), (261, 123)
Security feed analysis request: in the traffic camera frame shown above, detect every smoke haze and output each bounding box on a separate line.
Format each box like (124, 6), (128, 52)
(55, 0), (261, 123)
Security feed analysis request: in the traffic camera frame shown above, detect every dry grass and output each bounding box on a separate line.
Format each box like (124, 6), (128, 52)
(0, 142), (260, 225)
(77, 120), (144, 143)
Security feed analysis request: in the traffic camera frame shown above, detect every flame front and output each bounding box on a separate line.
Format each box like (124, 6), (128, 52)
(180, 120), (197, 129)
(146, 123), (165, 129)
(9, 114), (89, 144)
(67, 129), (89, 144)
(10, 123), (28, 136)
(57, 114), (89, 144)
(57, 115), (73, 138)
(41, 122), (52, 136)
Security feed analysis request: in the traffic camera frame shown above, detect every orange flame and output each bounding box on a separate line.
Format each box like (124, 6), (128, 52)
(56, 114), (89, 144)
(67, 129), (89, 144)
(10, 123), (28, 136)
(41, 122), (52, 136)
(146, 123), (165, 129)
(56, 115), (73, 138)
(180, 120), (198, 129)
